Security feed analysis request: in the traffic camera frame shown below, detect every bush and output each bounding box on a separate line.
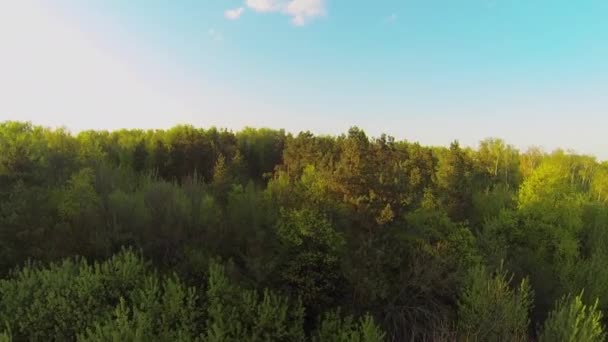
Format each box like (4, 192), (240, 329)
(457, 265), (533, 341)
(313, 310), (385, 342)
(0, 249), (147, 341)
(78, 276), (201, 342)
(205, 261), (306, 342)
(539, 292), (605, 342)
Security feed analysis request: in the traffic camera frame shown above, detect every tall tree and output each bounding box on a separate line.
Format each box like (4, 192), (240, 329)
(436, 141), (474, 222)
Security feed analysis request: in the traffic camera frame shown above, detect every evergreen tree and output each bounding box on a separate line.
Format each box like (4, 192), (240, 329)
(436, 141), (474, 222)
(539, 293), (605, 342)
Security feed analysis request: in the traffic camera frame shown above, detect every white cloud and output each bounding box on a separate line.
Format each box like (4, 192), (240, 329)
(245, 0), (325, 26)
(207, 28), (223, 41)
(284, 0), (325, 26)
(246, 0), (282, 12)
(225, 7), (245, 20)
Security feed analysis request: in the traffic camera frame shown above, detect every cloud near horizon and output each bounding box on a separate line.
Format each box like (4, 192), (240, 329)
(242, 0), (325, 26)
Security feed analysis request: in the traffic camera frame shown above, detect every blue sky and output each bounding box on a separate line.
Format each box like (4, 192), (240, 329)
(0, 0), (607, 158)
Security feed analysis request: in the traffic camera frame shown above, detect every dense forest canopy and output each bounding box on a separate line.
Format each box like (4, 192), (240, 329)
(1, 120), (608, 341)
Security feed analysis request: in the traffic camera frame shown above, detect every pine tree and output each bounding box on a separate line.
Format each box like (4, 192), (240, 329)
(539, 292), (605, 342)
(437, 141), (473, 222)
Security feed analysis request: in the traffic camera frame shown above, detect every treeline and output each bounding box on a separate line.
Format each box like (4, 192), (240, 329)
(1, 121), (608, 341)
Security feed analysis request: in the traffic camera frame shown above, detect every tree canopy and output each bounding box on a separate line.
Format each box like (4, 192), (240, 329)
(0, 120), (607, 341)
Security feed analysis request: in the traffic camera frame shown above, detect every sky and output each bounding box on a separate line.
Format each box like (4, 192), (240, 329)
(0, 0), (607, 159)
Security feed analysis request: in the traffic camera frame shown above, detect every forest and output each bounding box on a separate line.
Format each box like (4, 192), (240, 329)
(1, 120), (608, 341)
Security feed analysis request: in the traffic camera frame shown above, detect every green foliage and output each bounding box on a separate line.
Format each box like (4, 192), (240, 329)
(511, 155), (591, 319)
(476, 209), (518, 270)
(539, 293), (605, 342)
(475, 138), (521, 191)
(564, 205), (608, 316)
(471, 184), (515, 226)
(205, 261), (306, 342)
(592, 165), (608, 202)
(77, 298), (156, 342)
(57, 168), (101, 219)
(313, 310), (385, 342)
(276, 208), (344, 250)
(457, 265), (533, 341)
(519, 157), (579, 213)
(132, 140), (148, 173)
(436, 141), (474, 222)
(222, 183), (280, 283)
(344, 208), (479, 340)
(0, 249), (148, 341)
(79, 276), (200, 342)
(3, 121), (608, 341)
(0, 324), (11, 342)
(566, 253), (608, 317)
(236, 127), (286, 182)
(275, 208), (345, 313)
